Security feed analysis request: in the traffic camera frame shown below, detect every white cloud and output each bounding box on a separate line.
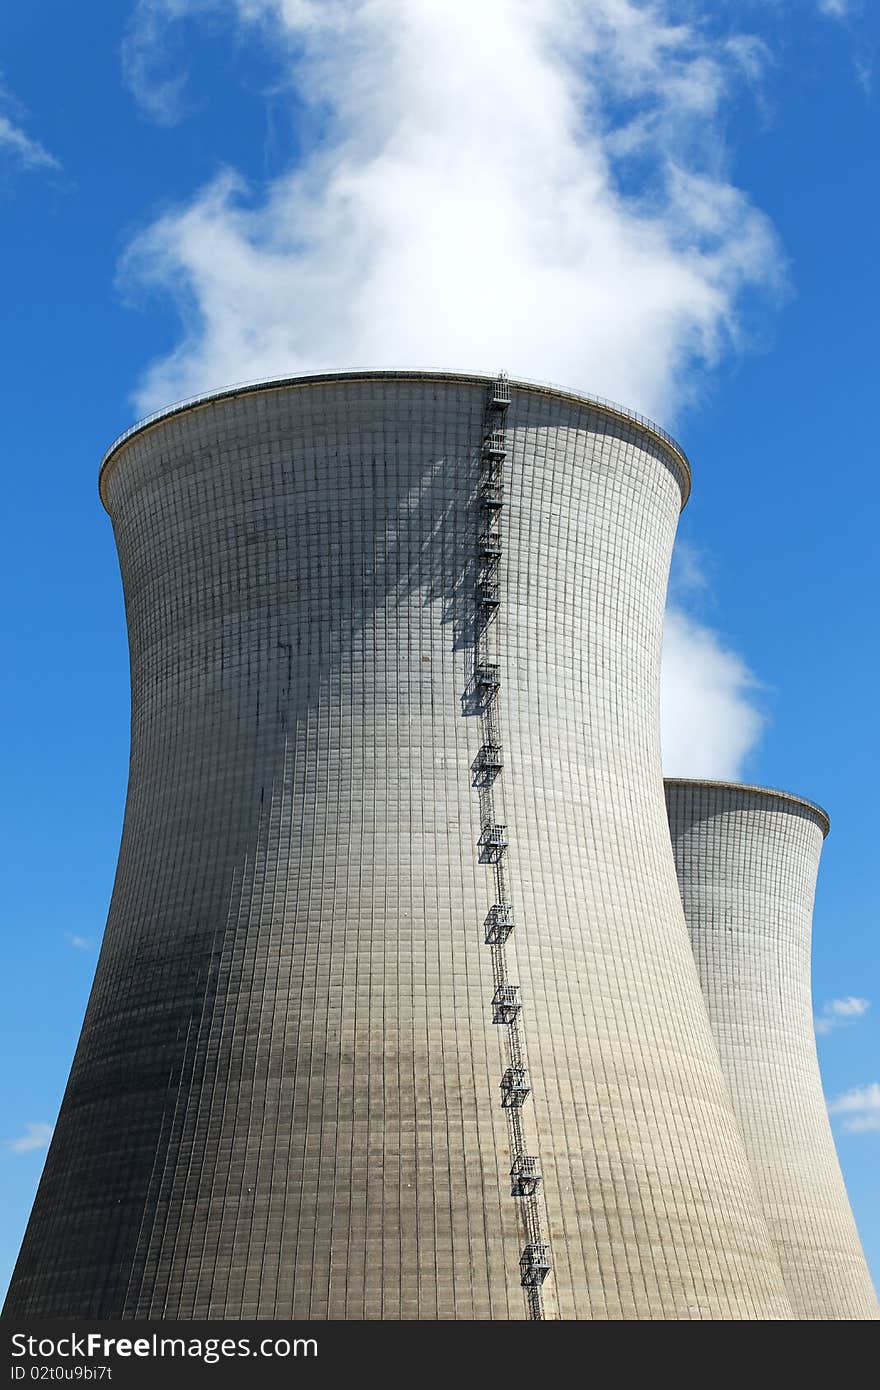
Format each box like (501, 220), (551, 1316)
(65, 932), (94, 951)
(853, 53), (872, 95)
(6, 1122), (53, 1154)
(815, 996), (871, 1035)
(812, 1), (872, 94)
(0, 111), (58, 171)
(123, 0), (216, 126)
(661, 606), (764, 778)
(121, 0), (783, 422)
(661, 541), (766, 779)
(829, 1082), (880, 1134)
(830, 997), (871, 1017)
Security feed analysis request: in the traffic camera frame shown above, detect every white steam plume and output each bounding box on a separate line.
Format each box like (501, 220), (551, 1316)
(123, 0), (778, 779)
(123, 0), (781, 423)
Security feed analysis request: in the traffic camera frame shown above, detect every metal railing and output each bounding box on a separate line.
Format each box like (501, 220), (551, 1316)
(99, 368), (690, 481)
(501, 1068), (531, 1109)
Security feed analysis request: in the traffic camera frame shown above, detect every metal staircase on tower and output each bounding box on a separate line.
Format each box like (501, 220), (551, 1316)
(465, 372), (552, 1319)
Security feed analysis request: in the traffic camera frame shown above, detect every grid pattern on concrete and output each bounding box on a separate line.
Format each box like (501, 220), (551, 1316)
(6, 375), (788, 1320)
(665, 779), (879, 1320)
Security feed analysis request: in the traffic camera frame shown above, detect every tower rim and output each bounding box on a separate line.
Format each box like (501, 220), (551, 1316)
(98, 368), (691, 511)
(664, 777), (830, 838)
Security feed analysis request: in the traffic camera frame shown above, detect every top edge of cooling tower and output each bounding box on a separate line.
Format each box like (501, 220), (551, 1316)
(664, 778), (830, 839)
(98, 369), (692, 511)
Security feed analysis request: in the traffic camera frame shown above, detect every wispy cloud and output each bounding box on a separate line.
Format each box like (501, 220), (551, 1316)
(0, 72), (58, 172)
(853, 52), (872, 95)
(829, 1082), (880, 1134)
(65, 932), (94, 952)
(5, 1122), (53, 1154)
(814, 0), (873, 92)
(0, 111), (58, 172)
(122, 0), (213, 126)
(121, 0), (783, 423)
(815, 996), (871, 1036)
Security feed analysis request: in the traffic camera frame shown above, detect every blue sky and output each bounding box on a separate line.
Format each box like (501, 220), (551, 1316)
(1, 0), (878, 1305)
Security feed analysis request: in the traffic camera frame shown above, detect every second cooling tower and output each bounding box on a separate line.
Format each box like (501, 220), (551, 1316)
(5, 372), (790, 1321)
(666, 779), (878, 1320)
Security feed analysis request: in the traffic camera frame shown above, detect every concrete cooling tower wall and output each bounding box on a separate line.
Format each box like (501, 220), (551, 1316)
(5, 372), (790, 1321)
(665, 778), (878, 1320)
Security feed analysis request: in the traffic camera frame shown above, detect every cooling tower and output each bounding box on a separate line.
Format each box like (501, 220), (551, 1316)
(665, 779), (878, 1320)
(5, 372), (791, 1321)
